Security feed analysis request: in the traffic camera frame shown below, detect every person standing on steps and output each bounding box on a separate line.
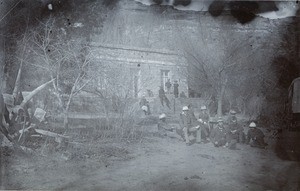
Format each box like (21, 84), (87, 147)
(165, 79), (172, 94)
(158, 86), (165, 107)
(173, 80), (179, 98)
(158, 86), (171, 109)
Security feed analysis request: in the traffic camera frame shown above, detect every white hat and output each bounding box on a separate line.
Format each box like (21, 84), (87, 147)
(47, 3), (53, 10)
(159, 113), (166, 119)
(141, 105), (148, 111)
(182, 106), (189, 111)
(230, 110), (237, 114)
(200, 105), (207, 110)
(249, 122), (256, 128)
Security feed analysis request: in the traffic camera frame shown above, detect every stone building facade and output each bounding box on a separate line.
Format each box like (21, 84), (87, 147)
(89, 0), (288, 99)
(91, 43), (188, 98)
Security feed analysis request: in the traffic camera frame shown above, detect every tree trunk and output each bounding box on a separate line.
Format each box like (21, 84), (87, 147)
(217, 83), (226, 117)
(63, 111), (69, 129)
(242, 99), (246, 116)
(0, 24), (5, 92)
(64, 95), (73, 129)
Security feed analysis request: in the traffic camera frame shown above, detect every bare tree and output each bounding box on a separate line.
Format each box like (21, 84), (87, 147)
(86, 60), (154, 131)
(173, 20), (275, 117)
(23, 18), (95, 128)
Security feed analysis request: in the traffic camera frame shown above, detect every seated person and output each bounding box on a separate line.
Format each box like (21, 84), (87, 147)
(179, 106), (201, 145)
(210, 117), (227, 147)
(157, 113), (182, 140)
(227, 116), (245, 144)
(139, 95), (151, 115)
(246, 122), (268, 149)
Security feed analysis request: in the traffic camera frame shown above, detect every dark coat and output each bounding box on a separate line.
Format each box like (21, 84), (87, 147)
(159, 88), (165, 98)
(210, 125), (227, 143)
(165, 81), (172, 89)
(199, 112), (210, 123)
(180, 112), (193, 128)
(173, 83), (179, 94)
(246, 127), (266, 147)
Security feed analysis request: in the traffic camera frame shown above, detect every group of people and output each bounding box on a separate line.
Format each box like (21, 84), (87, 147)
(158, 79), (179, 110)
(157, 106), (268, 149)
(158, 80), (187, 109)
(140, 80), (189, 114)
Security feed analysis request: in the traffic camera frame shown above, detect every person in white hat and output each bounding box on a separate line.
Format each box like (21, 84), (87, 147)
(197, 105), (210, 142)
(210, 117), (228, 147)
(179, 106), (201, 145)
(246, 122), (268, 149)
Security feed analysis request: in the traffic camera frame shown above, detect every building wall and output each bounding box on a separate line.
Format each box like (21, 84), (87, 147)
(140, 63), (188, 97)
(91, 43), (188, 98)
(90, 0), (288, 99)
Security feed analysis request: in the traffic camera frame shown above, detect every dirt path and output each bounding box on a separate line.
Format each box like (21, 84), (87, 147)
(4, 136), (300, 191)
(53, 137), (299, 191)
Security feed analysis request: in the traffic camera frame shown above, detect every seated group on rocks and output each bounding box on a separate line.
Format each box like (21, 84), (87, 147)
(157, 105), (268, 149)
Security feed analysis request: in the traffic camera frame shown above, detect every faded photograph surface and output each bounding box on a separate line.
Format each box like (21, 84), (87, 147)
(0, 0), (299, 190)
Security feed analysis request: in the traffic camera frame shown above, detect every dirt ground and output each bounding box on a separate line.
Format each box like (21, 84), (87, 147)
(1, 128), (300, 191)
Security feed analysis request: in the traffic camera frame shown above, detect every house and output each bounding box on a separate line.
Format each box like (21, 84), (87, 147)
(91, 43), (188, 98)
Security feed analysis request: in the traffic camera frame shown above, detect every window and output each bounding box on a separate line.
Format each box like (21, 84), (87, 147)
(161, 70), (170, 90)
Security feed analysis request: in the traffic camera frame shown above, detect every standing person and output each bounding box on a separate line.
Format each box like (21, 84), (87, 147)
(198, 105), (210, 142)
(246, 122), (268, 149)
(164, 95), (171, 109)
(165, 79), (172, 94)
(158, 86), (165, 107)
(180, 106), (201, 145)
(159, 86), (171, 109)
(210, 118), (228, 147)
(173, 80), (179, 98)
